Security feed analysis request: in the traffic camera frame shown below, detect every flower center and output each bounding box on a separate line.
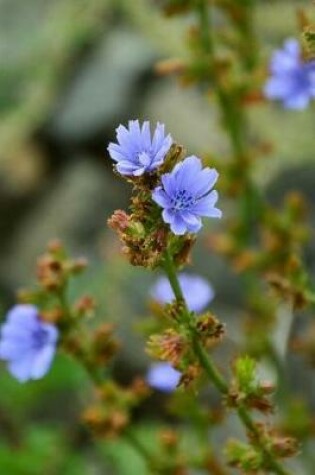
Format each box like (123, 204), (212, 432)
(171, 189), (195, 211)
(32, 328), (49, 350)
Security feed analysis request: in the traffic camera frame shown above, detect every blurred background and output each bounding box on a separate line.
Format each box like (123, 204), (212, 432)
(0, 0), (315, 473)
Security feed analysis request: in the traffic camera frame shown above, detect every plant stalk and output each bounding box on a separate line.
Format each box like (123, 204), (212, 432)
(163, 248), (291, 475)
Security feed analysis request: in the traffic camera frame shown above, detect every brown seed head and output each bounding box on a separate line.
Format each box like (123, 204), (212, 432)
(108, 210), (130, 233)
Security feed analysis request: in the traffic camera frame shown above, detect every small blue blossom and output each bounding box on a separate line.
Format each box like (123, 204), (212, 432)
(152, 155), (221, 235)
(146, 362), (180, 393)
(264, 38), (315, 109)
(150, 273), (214, 313)
(107, 120), (172, 176)
(0, 304), (58, 383)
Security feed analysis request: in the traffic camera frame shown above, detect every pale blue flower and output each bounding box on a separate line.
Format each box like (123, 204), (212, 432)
(264, 38), (315, 109)
(150, 273), (214, 313)
(107, 120), (172, 176)
(146, 362), (180, 393)
(152, 155), (221, 235)
(0, 304), (58, 383)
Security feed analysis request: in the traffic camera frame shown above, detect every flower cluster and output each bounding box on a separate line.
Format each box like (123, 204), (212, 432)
(0, 242), (120, 384)
(0, 304), (58, 382)
(264, 38), (315, 109)
(108, 121), (221, 238)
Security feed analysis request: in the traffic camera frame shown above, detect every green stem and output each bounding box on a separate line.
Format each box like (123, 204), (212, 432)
(191, 335), (228, 394)
(163, 248), (185, 302)
(196, 0), (293, 398)
(163, 249), (291, 475)
(197, 0), (214, 56)
(196, 0), (289, 392)
(196, 0), (246, 159)
(164, 249), (227, 394)
(196, 0), (259, 246)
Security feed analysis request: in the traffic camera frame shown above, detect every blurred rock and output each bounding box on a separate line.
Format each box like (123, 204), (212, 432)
(143, 80), (228, 155)
(51, 28), (156, 141)
(0, 0), (57, 66)
(1, 159), (127, 288)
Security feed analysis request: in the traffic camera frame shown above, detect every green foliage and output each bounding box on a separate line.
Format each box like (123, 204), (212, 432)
(234, 355), (256, 395)
(0, 426), (90, 475)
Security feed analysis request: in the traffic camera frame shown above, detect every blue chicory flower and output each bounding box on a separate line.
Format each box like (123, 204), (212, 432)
(152, 155), (221, 235)
(146, 362), (181, 393)
(107, 120), (172, 176)
(264, 38), (315, 109)
(150, 273), (214, 313)
(0, 304), (58, 383)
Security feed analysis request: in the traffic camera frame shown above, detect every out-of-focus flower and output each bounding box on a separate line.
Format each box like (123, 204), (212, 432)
(107, 120), (172, 176)
(150, 273), (214, 313)
(0, 304), (58, 383)
(152, 156), (221, 235)
(146, 362), (180, 392)
(264, 38), (315, 109)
